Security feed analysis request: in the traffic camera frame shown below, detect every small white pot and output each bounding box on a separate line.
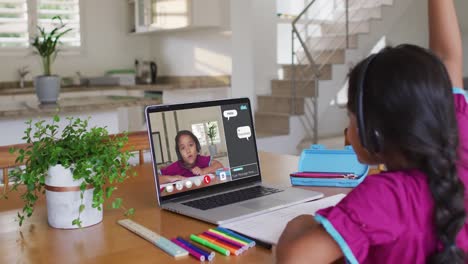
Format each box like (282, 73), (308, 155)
(45, 165), (103, 229)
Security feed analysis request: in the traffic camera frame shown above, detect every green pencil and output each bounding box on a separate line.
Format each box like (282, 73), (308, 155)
(190, 234), (231, 256)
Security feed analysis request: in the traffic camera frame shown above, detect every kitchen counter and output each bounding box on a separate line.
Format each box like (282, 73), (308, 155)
(0, 75), (232, 96)
(0, 84), (172, 96)
(0, 95), (161, 120)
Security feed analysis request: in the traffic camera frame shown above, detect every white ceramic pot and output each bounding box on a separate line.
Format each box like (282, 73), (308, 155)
(45, 165), (102, 229)
(208, 144), (217, 157)
(34, 75), (61, 105)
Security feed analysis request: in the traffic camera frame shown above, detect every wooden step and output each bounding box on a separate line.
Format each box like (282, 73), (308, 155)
(281, 64), (332, 80)
(297, 136), (346, 151)
(331, 6), (382, 22)
(271, 80), (316, 97)
(256, 131), (290, 138)
(255, 112), (290, 135)
(320, 21), (370, 35)
(335, 0), (392, 9)
(257, 95), (304, 115)
(295, 50), (346, 65)
(308, 34), (358, 51)
(310, 50), (346, 64)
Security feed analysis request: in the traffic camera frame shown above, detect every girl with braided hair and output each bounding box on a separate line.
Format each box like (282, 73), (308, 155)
(276, 0), (468, 263)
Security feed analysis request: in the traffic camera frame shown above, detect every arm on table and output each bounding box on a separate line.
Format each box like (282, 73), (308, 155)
(276, 215), (343, 264)
(158, 175), (186, 184)
(192, 159), (223, 175)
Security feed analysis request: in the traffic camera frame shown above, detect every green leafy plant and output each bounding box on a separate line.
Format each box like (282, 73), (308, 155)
(4, 116), (136, 227)
(207, 122), (217, 145)
(31, 16), (71, 76)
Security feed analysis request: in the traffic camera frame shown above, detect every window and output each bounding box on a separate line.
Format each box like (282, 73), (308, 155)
(191, 123), (207, 146)
(37, 0), (81, 47)
(0, 0), (81, 49)
(191, 121), (221, 146)
(0, 0), (29, 47)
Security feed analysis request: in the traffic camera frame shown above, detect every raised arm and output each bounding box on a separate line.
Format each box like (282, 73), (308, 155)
(428, 0), (463, 88)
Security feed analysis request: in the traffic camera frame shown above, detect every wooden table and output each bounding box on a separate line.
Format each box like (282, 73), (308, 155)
(0, 152), (353, 264)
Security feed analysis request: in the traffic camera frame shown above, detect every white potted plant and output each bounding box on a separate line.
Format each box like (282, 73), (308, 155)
(207, 122), (218, 157)
(31, 16), (71, 105)
(4, 116), (135, 229)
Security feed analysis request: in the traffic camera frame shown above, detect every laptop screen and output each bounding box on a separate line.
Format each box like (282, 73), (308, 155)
(146, 98), (261, 202)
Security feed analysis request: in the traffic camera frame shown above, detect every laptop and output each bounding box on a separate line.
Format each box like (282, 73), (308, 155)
(145, 97), (323, 225)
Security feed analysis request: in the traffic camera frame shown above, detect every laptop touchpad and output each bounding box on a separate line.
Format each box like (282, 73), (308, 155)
(239, 198), (286, 210)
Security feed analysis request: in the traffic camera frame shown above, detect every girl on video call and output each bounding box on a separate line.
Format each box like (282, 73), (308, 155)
(276, 0), (468, 263)
(158, 130), (223, 184)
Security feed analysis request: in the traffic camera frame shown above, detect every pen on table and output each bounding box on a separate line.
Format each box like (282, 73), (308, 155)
(208, 228), (250, 248)
(190, 234), (231, 256)
(238, 233), (272, 250)
(176, 237), (215, 261)
(214, 227), (255, 247)
(171, 238), (205, 261)
(216, 227), (272, 249)
(198, 233), (243, 256)
(203, 231), (248, 250)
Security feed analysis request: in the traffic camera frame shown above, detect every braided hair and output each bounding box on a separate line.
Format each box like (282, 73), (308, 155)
(347, 44), (466, 263)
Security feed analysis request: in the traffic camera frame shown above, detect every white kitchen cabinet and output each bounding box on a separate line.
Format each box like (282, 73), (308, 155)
(130, 0), (221, 33)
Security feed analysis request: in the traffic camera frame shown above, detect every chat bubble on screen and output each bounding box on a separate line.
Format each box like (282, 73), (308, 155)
(237, 126), (252, 141)
(223, 109), (238, 120)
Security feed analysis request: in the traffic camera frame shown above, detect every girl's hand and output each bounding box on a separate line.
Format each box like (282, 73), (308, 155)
(191, 166), (204, 175)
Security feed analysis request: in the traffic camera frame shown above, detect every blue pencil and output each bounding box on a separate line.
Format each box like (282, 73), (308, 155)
(177, 237), (215, 261)
(215, 227), (255, 247)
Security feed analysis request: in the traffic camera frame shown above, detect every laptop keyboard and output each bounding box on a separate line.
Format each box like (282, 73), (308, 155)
(182, 186), (283, 210)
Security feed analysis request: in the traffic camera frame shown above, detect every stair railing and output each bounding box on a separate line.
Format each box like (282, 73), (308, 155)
(292, 0), (321, 144)
(291, 0), (384, 145)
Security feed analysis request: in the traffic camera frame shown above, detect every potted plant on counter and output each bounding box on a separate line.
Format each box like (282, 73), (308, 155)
(32, 16), (71, 105)
(207, 121), (218, 157)
(5, 116), (135, 229)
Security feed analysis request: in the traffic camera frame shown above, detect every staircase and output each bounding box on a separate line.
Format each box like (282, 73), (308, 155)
(255, 0), (397, 151)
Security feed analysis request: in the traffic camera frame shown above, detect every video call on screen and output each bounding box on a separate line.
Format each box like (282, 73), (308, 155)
(149, 103), (259, 196)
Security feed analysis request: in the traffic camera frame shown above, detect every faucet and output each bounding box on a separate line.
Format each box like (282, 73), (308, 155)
(18, 66), (29, 88)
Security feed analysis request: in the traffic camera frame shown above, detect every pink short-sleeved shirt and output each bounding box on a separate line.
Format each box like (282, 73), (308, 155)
(315, 92), (468, 263)
(160, 155), (211, 177)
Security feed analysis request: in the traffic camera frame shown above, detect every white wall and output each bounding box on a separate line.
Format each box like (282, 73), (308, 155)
(0, 0), (151, 82)
(148, 0), (231, 76)
(386, 0), (428, 47)
(386, 0), (468, 77)
(464, 35), (468, 77)
(149, 29), (232, 76)
(230, 0), (277, 109)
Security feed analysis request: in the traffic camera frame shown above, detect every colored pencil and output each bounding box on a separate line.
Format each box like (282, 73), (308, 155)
(203, 231), (247, 250)
(208, 228), (250, 247)
(171, 238), (205, 261)
(215, 227), (256, 247)
(176, 237), (215, 261)
(198, 234), (243, 256)
(190, 234), (230, 256)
